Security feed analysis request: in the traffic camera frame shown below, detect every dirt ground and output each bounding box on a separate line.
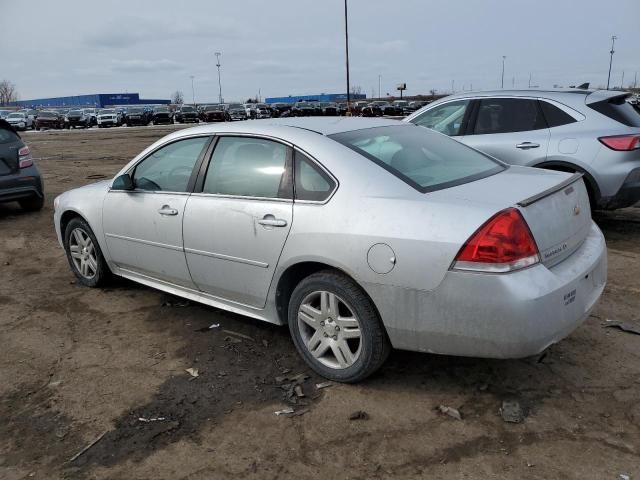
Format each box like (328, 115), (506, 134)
(1, 125), (639, 480)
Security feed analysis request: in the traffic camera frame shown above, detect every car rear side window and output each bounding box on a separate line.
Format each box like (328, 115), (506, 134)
(410, 100), (470, 136)
(294, 151), (335, 202)
(133, 136), (209, 192)
(588, 95), (640, 127)
(473, 98), (546, 134)
(330, 125), (504, 193)
(203, 137), (292, 199)
(539, 101), (578, 127)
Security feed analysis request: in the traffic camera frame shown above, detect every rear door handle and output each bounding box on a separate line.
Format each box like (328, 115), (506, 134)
(516, 142), (540, 149)
(158, 205), (179, 216)
(258, 214), (288, 227)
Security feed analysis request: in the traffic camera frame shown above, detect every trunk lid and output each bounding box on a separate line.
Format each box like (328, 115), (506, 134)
(438, 166), (592, 267)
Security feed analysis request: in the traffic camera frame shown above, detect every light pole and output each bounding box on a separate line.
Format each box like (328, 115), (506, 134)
(215, 52), (223, 103)
(606, 35), (616, 90)
(190, 75), (196, 105)
(344, 0), (351, 115)
(378, 74), (381, 99)
(501, 56), (506, 89)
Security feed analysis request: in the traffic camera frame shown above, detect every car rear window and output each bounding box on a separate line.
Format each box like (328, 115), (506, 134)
(330, 125), (505, 193)
(588, 95), (640, 127)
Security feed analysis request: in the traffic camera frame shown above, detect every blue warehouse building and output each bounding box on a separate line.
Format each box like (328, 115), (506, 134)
(265, 92), (366, 104)
(14, 93), (170, 108)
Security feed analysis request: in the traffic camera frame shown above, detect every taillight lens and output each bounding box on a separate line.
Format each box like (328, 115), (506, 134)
(18, 145), (33, 168)
(598, 135), (640, 151)
(452, 208), (540, 273)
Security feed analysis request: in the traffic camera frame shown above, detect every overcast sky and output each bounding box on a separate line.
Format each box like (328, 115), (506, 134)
(1, 0), (638, 102)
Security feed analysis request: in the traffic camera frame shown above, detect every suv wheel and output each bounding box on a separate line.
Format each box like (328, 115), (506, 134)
(63, 218), (110, 287)
(288, 270), (390, 383)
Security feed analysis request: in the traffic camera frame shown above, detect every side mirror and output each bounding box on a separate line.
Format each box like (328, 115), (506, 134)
(112, 173), (134, 191)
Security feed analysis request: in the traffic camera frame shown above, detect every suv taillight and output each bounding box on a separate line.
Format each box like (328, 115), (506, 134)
(18, 146), (33, 168)
(452, 208), (540, 273)
(598, 135), (640, 151)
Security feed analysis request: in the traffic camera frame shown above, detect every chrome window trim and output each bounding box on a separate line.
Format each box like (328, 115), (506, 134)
(189, 192), (293, 203)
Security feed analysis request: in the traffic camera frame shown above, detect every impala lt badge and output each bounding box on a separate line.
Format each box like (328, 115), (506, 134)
(573, 205), (581, 216)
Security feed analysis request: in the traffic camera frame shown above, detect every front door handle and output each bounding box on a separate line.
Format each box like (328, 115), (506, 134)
(158, 205), (179, 216)
(516, 142), (540, 149)
(258, 214), (288, 227)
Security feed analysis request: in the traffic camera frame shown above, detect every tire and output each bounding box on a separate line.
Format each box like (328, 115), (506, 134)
(19, 195), (44, 211)
(63, 217), (110, 287)
(288, 270), (390, 383)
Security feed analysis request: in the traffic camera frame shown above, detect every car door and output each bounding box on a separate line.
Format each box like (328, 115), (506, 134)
(461, 97), (550, 167)
(410, 99), (473, 138)
(102, 135), (212, 287)
(182, 136), (294, 308)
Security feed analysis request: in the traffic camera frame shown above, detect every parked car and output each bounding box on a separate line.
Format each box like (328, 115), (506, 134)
(97, 109), (122, 128)
(151, 106), (173, 125)
(227, 104), (248, 121)
(174, 105), (199, 124)
(124, 107), (150, 126)
(83, 108), (98, 126)
(243, 104), (256, 119)
(53, 117), (606, 382)
(65, 109), (91, 129)
(403, 100), (430, 115)
(21, 109), (38, 126)
(370, 101), (402, 116)
(35, 110), (64, 130)
(201, 104), (228, 122)
(291, 102), (315, 117)
(320, 102), (338, 116)
(269, 103), (292, 118)
(405, 89), (640, 210)
(0, 110), (11, 120)
(360, 103), (383, 117)
(0, 119), (44, 211)
(254, 103), (272, 119)
(6, 112), (33, 131)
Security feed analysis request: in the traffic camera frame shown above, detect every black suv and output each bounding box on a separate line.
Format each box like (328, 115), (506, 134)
(175, 105), (199, 123)
(151, 106), (173, 125)
(0, 120), (44, 211)
(125, 107), (151, 126)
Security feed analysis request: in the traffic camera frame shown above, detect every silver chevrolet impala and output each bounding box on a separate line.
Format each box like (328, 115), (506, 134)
(53, 118), (607, 382)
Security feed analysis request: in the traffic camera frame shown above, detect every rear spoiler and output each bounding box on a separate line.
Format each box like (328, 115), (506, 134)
(585, 90), (630, 105)
(517, 172), (583, 207)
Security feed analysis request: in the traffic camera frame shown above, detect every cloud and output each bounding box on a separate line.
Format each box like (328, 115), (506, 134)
(112, 59), (182, 73)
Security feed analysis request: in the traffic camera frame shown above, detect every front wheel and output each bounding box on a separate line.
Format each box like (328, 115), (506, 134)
(288, 270), (390, 383)
(64, 218), (110, 287)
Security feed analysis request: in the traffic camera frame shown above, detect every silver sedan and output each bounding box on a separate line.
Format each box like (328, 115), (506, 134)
(53, 118), (607, 382)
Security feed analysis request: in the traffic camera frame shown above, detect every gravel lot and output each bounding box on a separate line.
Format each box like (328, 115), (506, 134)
(1, 125), (639, 480)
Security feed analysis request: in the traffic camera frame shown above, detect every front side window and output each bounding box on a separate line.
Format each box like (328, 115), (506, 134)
(294, 152), (335, 202)
(133, 136), (209, 192)
(411, 100), (470, 136)
(203, 137), (292, 199)
(473, 98), (546, 134)
(330, 125), (504, 193)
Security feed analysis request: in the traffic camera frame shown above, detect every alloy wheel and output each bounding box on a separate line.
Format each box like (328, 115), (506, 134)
(297, 291), (362, 369)
(68, 228), (98, 279)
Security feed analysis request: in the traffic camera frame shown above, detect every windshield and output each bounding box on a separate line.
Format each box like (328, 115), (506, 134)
(101, 109), (115, 114)
(129, 108), (143, 113)
(181, 106), (194, 112)
(39, 111), (57, 118)
(154, 107), (169, 112)
(68, 110), (82, 115)
(329, 125), (504, 193)
(8, 113), (24, 118)
(206, 105), (223, 111)
(228, 104), (243, 109)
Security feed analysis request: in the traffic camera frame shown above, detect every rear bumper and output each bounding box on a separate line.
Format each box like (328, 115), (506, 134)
(0, 168), (44, 203)
(366, 222), (607, 359)
(598, 166), (640, 209)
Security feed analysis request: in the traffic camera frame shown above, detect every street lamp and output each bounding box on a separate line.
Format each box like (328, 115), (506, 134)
(190, 75), (196, 105)
(501, 56), (506, 89)
(344, 0), (351, 115)
(606, 35), (616, 90)
(215, 52), (223, 104)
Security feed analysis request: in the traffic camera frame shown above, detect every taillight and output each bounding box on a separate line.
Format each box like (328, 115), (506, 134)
(18, 145), (33, 168)
(452, 208), (540, 273)
(598, 135), (640, 151)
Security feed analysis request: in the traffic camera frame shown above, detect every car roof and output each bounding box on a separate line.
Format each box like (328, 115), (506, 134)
(167, 117), (405, 138)
(437, 88), (628, 103)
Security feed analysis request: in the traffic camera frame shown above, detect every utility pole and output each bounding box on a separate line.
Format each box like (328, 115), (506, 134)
(378, 74), (381, 99)
(344, 0), (351, 115)
(621, 71), (625, 89)
(528, 73), (532, 88)
(501, 56), (506, 89)
(606, 35), (616, 90)
(190, 75), (195, 105)
(451, 79), (454, 94)
(634, 72), (638, 89)
(215, 51), (223, 103)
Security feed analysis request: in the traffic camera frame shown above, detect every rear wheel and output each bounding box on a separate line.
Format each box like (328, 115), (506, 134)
(63, 218), (110, 287)
(288, 270), (390, 383)
(19, 195), (44, 211)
